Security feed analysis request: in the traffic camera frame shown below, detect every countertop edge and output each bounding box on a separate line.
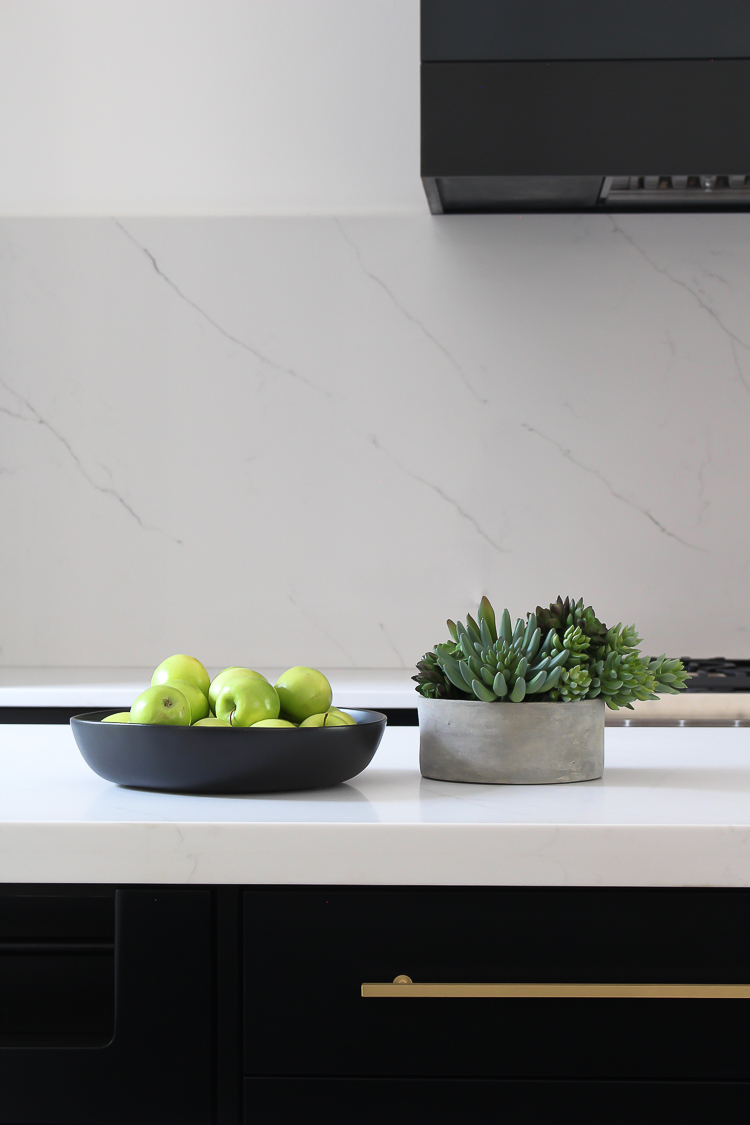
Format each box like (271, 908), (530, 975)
(2, 822), (749, 886)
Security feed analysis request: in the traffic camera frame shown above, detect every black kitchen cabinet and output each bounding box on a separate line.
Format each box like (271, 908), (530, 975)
(0, 886), (213, 1124)
(2, 885), (750, 1124)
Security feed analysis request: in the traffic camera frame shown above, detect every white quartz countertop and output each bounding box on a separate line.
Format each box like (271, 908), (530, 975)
(1, 725), (750, 887)
(0, 668), (416, 709)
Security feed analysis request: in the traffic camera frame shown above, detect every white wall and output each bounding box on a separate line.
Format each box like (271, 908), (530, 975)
(1, 3), (749, 669)
(0, 0), (422, 215)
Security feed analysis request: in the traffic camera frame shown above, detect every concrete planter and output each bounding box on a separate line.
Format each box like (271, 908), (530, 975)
(418, 698), (604, 785)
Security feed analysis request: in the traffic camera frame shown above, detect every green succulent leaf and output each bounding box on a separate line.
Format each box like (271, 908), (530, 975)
(509, 677), (526, 702)
(479, 617), (494, 651)
(472, 679), (497, 702)
(465, 614), (482, 646)
(526, 669), (548, 694)
(527, 628), (542, 660)
(493, 671), (508, 697)
(543, 667), (562, 692)
(436, 653), (473, 695)
(478, 596), (497, 643)
(548, 648), (570, 671)
(458, 660), (475, 691)
(480, 665), (495, 687)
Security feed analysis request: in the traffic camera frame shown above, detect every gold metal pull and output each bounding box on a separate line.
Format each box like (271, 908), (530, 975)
(361, 981), (750, 999)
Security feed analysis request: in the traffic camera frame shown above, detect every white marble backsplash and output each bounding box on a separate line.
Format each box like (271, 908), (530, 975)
(1, 214), (749, 668)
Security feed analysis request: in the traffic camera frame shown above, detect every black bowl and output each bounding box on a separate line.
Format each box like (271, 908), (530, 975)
(70, 709), (386, 794)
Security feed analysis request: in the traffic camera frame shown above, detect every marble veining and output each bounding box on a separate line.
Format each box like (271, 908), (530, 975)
(112, 219), (329, 399)
(609, 216), (750, 400)
(520, 422), (706, 551)
(1, 215), (749, 667)
(0, 371), (167, 538)
(333, 218), (489, 405)
(365, 433), (509, 555)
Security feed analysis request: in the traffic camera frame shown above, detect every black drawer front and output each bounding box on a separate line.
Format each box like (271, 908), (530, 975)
(243, 888), (750, 1080)
(0, 951), (114, 1047)
(244, 1077), (750, 1125)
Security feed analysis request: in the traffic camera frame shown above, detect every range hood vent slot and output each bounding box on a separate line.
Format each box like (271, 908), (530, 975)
(600, 175), (750, 206)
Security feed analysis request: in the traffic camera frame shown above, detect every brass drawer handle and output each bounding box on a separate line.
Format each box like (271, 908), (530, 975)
(361, 977), (750, 999)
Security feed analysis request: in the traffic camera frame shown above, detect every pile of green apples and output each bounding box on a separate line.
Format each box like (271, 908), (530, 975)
(101, 655), (356, 729)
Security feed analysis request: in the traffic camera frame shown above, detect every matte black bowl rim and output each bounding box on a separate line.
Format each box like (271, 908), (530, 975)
(71, 707), (386, 729)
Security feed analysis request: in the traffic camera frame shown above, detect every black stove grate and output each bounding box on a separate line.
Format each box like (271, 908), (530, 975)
(680, 658), (750, 692)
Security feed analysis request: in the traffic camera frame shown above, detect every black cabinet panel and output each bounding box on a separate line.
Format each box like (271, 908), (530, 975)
(421, 0), (750, 62)
(421, 61), (750, 177)
(0, 890), (115, 1048)
(0, 888), (213, 1125)
(0, 889), (114, 941)
(243, 888), (750, 1080)
(0, 952), (114, 1047)
(244, 1077), (750, 1125)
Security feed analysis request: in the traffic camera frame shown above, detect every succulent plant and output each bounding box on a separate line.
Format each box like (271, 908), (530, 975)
(413, 645), (470, 700)
(537, 596), (608, 647)
(532, 598), (690, 708)
(551, 663), (593, 702)
(650, 655), (690, 695)
(425, 596), (567, 703)
(550, 624), (590, 664)
(414, 595), (690, 709)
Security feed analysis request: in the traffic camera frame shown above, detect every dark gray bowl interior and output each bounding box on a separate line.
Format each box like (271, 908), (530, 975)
(70, 709), (386, 794)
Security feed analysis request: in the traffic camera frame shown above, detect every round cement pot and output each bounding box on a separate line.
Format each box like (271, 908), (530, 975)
(418, 698), (604, 785)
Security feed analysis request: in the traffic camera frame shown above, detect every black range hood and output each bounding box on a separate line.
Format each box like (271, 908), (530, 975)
(421, 0), (750, 212)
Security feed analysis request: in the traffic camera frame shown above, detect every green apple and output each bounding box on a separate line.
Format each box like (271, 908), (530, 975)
(165, 679), (209, 723)
(274, 667), (332, 723)
(327, 707), (356, 726)
(193, 716), (231, 727)
(208, 667), (267, 712)
(215, 678), (280, 727)
(131, 685), (191, 726)
(251, 718), (297, 728)
(101, 711), (130, 723)
(152, 654), (210, 698)
(299, 711), (349, 728)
